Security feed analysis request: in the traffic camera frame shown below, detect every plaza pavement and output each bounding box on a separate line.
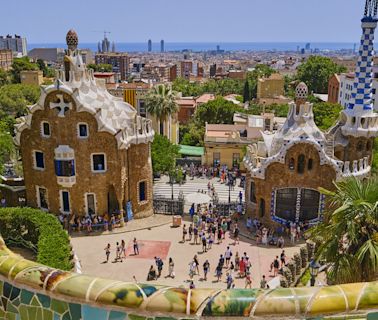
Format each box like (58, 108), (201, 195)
(71, 216), (303, 289)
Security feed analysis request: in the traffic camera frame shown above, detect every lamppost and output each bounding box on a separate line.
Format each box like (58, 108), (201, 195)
(228, 172), (231, 216)
(309, 259), (320, 287)
(169, 170), (175, 215)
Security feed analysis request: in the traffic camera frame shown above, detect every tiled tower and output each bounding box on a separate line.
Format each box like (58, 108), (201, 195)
(341, 0), (378, 137)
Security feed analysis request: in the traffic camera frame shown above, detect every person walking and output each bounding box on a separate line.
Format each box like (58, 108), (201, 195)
(155, 257), (164, 278)
(115, 242), (122, 262)
(188, 224), (193, 241)
(245, 272), (252, 288)
(168, 257), (175, 278)
(260, 275), (267, 289)
(215, 263), (223, 282)
(280, 250), (286, 267)
(239, 191), (243, 204)
(121, 240), (126, 258)
(226, 273), (234, 289)
(201, 233), (207, 252)
(182, 224), (187, 243)
(234, 251), (240, 272)
(133, 238), (139, 255)
(203, 260), (210, 281)
(233, 224), (240, 245)
(225, 247), (232, 268)
(273, 256), (280, 277)
(189, 260), (196, 280)
(193, 226), (199, 245)
(104, 243), (111, 263)
(193, 255), (200, 275)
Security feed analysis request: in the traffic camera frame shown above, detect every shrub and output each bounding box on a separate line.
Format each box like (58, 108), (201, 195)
(0, 207), (72, 270)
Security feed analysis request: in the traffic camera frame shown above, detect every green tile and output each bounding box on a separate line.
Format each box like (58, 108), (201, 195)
(109, 311), (127, 320)
(51, 299), (68, 314)
(6, 301), (19, 314)
(5, 312), (16, 320)
(13, 297), (20, 306)
(19, 304), (28, 320)
(368, 313), (378, 320)
(20, 290), (34, 304)
(31, 296), (41, 307)
(127, 315), (147, 320)
(62, 310), (72, 320)
(37, 293), (51, 308)
(43, 309), (54, 320)
(68, 303), (81, 319)
(36, 308), (43, 320)
(54, 312), (60, 320)
(28, 306), (38, 320)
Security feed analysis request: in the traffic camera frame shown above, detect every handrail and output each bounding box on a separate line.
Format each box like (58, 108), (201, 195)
(0, 236), (377, 319)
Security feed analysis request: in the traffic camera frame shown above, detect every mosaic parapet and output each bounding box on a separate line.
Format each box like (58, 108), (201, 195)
(0, 237), (378, 319)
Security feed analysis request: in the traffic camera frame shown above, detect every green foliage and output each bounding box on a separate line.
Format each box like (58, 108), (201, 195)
(312, 102), (343, 130)
(297, 56), (347, 94)
(151, 134), (180, 173)
(372, 138), (378, 175)
(243, 80), (250, 103)
(246, 64), (275, 98)
(0, 83), (40, 117)
(36, 59), (55, 77)
(0, 207), (73, 270)
(299, 269), (311, 286)
(145, 84), (178, 122)
(247, 103), (289, 117)
(87, 63), (113, 72)
(0, 68), (10, 87)
(194, 97), (241, 127)
(307, 178), (378, 284)
(180, 123), (205, 146)
(0, 120), (14, 173)
(10, 57), (38, 83)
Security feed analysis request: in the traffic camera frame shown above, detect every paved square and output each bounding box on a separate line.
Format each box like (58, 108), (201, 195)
(125, 240), (171, 259)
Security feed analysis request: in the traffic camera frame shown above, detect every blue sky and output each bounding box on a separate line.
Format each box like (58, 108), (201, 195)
(1, 0), (366, 43)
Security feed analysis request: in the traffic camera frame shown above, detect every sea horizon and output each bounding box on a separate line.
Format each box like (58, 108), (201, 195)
(27, 41), (359, 53)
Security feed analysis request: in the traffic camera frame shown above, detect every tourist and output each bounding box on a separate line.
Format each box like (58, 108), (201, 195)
(115, 242), (122, 262)
(155, 257), (164, 278)
(193, 226), (199, 245)
(189, 204), (195, 218)
(201, 233), (207, 252)
(121, 240), (126, 258)
(245, 257), (252, 274)
(147, 265), (157, 281)
(229, 261), (235, 276)
(246, 217), (252, 231)
(234, 251), (240, 272)
(168, 257), (175, 278)
(262, 227), (268, 245)
(188, 224), (193, 241)
(225, 246), (232, 267)
(280, 250), (286, 267)
(217, 228), (222, 244)
(221, 220), (227, 239)
(215, 263), (223, 282)
(226, 272), (233, 289)
(203, 260), (210, 281)
(218, 254), (225, 269)
(189, 260), (196, 279)
(182, 224), (187, 243)
(133, 238), (139, 255)
(189, 280), (195, 289)
(260, 275), (267, 289)
(193, 255), (200, 275)
(208, 233), (214, 249)
(273, 256), (280, 277)
(239, 191), (243, 204)
(104, 243), (111, 263)
(245, 272), (252, 288)
(233, 224), (240, 245)
(239, 257), (246, 278)
(277, 236), (285, 249)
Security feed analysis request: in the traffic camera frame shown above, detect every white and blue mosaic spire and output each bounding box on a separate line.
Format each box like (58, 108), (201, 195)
(348, 0), (378, 112)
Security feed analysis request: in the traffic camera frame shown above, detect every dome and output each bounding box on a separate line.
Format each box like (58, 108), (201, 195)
(66, 29), (78, 50)
(295, 82), (308, 100)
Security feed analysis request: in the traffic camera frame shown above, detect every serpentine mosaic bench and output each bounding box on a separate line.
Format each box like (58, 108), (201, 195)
(0, 237), (377, 320)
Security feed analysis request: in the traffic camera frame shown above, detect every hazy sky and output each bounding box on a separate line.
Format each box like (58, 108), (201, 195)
(0, 0), (367, 43)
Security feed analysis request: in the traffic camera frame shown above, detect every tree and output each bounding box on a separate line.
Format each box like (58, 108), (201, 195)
(312, 102), (343, 130)
(145, 84), (178, 134)
(180, 123), (205, 146)
(36, 59), (55, 78)
(10, 57), (38, 83)
(307, 178), (378, 284)
(0, 84), (40, 117)
(151, 134), (180, 173)
(243, 80), (250, 103)
(0, 119), (14, 173)
(297, 56), (347, 94)
(194, 97), (241, 127)
(0, 68), (10, 87)
(87, 63), (113, 72)
(246, 64), (275, 98)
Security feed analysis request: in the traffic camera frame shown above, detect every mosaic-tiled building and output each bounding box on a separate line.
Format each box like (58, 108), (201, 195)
(244, 1), (378, 226)
(15, 30), (155, 218)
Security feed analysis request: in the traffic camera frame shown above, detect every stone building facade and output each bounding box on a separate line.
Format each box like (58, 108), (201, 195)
(15, 30), (154, 218)
(244, 4), (378, 226)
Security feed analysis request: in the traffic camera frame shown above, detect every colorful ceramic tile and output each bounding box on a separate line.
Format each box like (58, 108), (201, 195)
(144, 288), (188, 314)
(82, 305), (108, 319)
(108, 310), (127, 320)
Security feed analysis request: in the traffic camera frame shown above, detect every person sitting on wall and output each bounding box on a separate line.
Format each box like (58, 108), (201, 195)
(147, 265), (157, 281)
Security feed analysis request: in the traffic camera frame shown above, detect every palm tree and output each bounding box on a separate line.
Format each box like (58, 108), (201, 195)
(145, 84), (178, 136)
(308, 177), (378, 284)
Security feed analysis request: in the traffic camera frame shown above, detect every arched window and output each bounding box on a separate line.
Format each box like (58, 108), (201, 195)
(297, 154), (305, 174)
(308, 158), (313, 171)
(259, 198), (265, 217)
(289, 158), (295, 170)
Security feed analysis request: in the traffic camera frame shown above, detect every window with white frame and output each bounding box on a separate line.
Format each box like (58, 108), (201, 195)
(41, 122), (51, 137)
(77, 123), (89, 138)
(92, 154), (106, 172)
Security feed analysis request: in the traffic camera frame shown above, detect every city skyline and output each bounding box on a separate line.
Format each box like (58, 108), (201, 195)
(0, 0), (366, 43)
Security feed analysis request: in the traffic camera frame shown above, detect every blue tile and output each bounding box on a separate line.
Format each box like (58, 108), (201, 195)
(82, 305), (108, 320)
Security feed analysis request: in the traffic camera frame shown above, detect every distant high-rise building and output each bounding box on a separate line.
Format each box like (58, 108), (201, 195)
(209, 64), (217, 78)
(160, 40), (164, 53)
(112, 41), (116, 53)
(148, 39), (152, 52)
(216, 45), (220, 52)
(305, 43), (311, 50)
(95, 52), (129, 80)
(0, 34), (27, 57)
(98, 32), (112, 53)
